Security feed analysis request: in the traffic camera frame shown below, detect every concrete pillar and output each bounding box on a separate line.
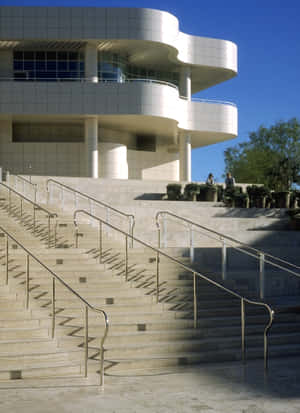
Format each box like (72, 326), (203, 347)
(179, 134), (191, 181)
(179, 66), (191, 100)
(100, 143), (128, 179)
(85, 117), (98, 178)
(85, 44), (98, 83)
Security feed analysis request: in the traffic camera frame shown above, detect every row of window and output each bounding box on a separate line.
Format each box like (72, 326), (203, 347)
(13, 51), (179, 86)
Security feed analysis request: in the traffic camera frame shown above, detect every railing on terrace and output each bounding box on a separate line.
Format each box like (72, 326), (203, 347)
(0, 182), (57, 248)
(155, 211), (300, 300)
(46, 179), (135, 247)
(0, 225), (109, 388)
(0, 77), (179, 89)
(179, 95), (237, 107)
(73, 209), (274, 371)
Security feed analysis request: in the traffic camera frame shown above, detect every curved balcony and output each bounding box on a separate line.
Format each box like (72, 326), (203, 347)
(0, 78), (237, 146)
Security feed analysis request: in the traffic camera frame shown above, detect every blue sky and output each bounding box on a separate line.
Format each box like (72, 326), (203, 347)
(1, 0), (300, 183)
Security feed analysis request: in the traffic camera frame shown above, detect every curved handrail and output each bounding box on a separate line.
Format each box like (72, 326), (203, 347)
(0, 182), (57, 248)
(155, 210), (300, 280)
(46, 178), (135, 243)
(0, 224), (109, 388)
(0, 77), (178, 89)
(179, 95), (237, 107)
(74, 208), (274, 371)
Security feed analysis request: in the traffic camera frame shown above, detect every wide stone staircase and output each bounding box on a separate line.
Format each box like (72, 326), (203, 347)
(0, 178), (300, 387)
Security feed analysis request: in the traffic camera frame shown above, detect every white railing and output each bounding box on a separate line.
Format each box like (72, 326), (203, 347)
(180, 95), (237, 107)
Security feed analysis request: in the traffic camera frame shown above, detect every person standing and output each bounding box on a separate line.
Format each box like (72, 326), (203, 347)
(225, 172), (235, 189)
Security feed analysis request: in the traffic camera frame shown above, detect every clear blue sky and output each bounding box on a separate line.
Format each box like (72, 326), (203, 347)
(1, 0), (300, 183)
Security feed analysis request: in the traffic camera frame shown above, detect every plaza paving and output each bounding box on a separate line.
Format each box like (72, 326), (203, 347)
(1, 356), (300, 412)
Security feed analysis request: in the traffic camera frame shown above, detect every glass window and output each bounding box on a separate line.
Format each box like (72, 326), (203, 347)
(24, 51), (34, 60)
(24, 61), (34, 71)
(14, 51), (23, 60)
(47, 52), (56, 60)
(69, 52), (78, 61)
(14, 61), (23, 71)
(36, 52), (45, 60)
(58, 52), (68, 60)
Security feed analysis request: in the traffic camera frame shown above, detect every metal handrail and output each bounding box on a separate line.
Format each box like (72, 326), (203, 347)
(74, 209), (274, 371)
(179, 95), (237, 107)
(0, 224), (109, 388)
(46, 178), (135, 245)
(0, 182), (57, 248)
(155, 210), (300, 299)
(12, 175), (38, 203)
(0, 77), (178, 89)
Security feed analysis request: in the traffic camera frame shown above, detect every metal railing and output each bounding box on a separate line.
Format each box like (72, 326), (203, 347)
(11, 174), (38, 203)
(156, 211), (300, 299)
(0, 182), (57, 248)
(0, 77), (179, 89)
(46, 179), (135, 246)
(0, 225), (109, 388)
(74, 209), (274, 371)
(179, 95), (237, 107)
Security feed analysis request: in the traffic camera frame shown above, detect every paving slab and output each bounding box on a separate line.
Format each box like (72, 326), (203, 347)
(0, 357), (300, 412)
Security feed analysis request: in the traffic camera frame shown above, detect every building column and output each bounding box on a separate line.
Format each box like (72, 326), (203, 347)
(85, 117), (98, 178)
(179, 134), (191, 181)
(85, 44), (98, 83)
(100, 143), (128, 179)
(179, 66), (191, 100)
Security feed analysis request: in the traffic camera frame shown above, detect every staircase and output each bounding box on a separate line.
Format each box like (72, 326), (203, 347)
(0, 178), (299, 387)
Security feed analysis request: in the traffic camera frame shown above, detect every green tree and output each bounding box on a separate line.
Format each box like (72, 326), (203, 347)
(224, 118), (300, 190)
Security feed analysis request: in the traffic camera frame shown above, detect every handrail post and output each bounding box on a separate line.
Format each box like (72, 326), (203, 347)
(84, 305), (88, 378)
(221, 237), (227, 280)
(48, 215), (51, 248)
(156, 250), (160, 303)
(99, 221), (103, 263)
(20, 198), (23, 219)
(61, 188), (64, 210)
(157, 225), (161, 249)
(189, 225), (194, 264)
(8, 188), (11, 215)
(162, 215), (166, 248)
(241, 298), (245, 363)
(26, 254), (30, 309)
(125, 235), (128, 281)
(5, 234), (8, 285)
(259, 253), (265, 299)
(34, 185), (37, 204)
(52, 277), (56, 338)
(75, 225), (79, 248)
(33, 204), (36, 234)
(129, 216), (134, 248)
(193, 272), (197, 328)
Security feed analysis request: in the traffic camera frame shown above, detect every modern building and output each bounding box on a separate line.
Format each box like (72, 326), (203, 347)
(0, 6), (238, 180)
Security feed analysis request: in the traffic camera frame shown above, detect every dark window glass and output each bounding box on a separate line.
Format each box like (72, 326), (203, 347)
(36, 52), (45, 60)
(14, 72), (27, 79)
(46, 52), (56, 60)
(58, 61), (68, 71)
(58, 52), (68, 60)
(14, 61), (23, 71)
(24, 61), (34, 71)
(69, 61), (78, 71)
(69, 52), (78, 60)
(46, 61), (56, 71)
(36, 61), (46, 71)
(24, 51), (34, 60)
(14, 51), (23, 60)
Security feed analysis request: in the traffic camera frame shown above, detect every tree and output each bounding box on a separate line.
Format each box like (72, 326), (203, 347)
(224, 118), (300, 190)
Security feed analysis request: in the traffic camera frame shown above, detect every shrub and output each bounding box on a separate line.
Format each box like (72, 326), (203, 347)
(166, 183), (182, 200)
